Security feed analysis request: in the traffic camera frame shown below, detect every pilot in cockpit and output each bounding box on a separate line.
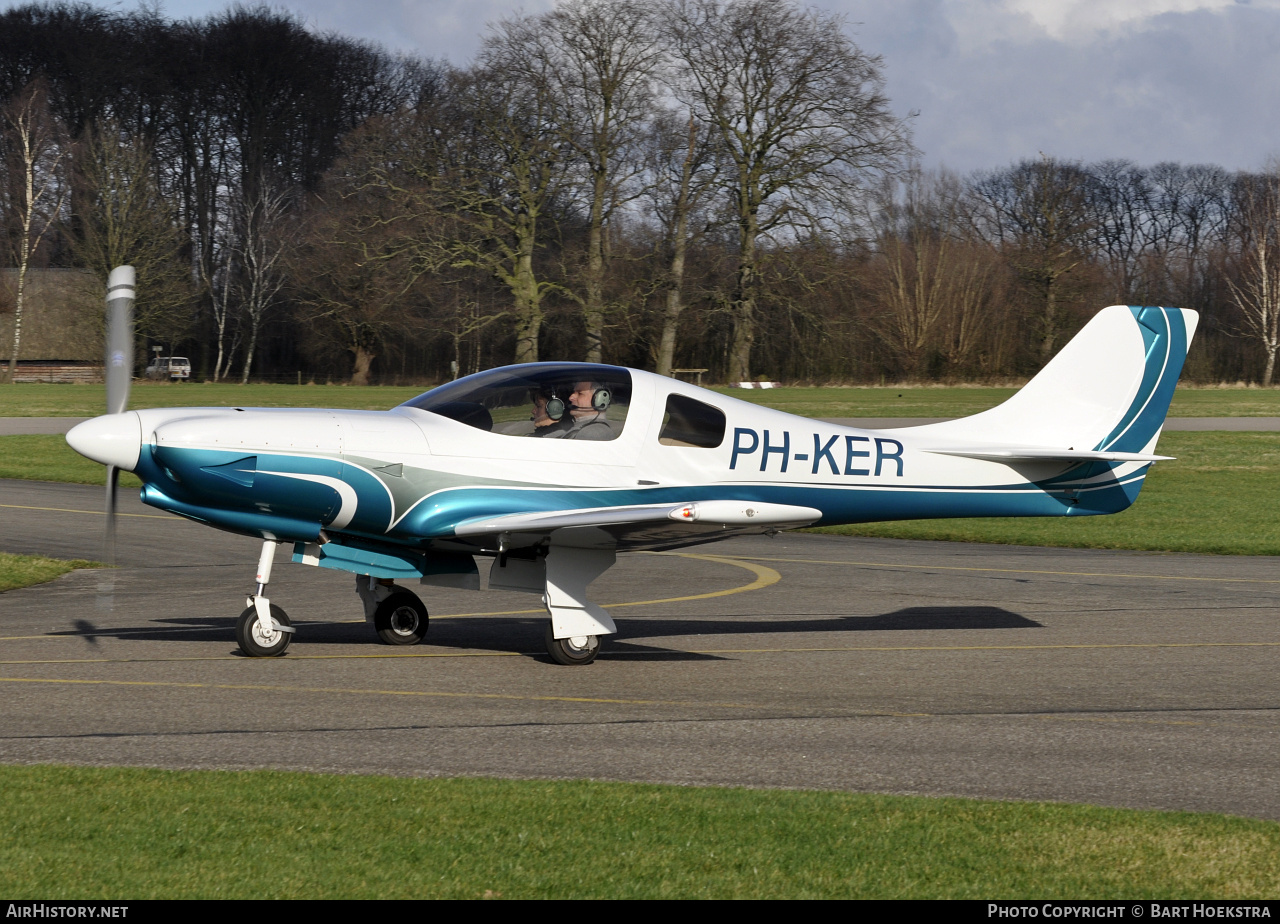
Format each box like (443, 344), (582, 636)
(563, 380), (615, 440)
(529, 389), (572, 437)
(531, 381), (614, 440)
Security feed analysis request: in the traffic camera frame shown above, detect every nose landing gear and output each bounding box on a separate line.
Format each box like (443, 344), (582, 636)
(236, 540), (295, 658)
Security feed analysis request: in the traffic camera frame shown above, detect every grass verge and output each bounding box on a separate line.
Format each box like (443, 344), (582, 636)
(0, 552), (98, 592)
(814, 432), (1280, 555)
(1, 765), (1277, 899)
(711, 385), (1280, 418)
(0, 435), (141, 486)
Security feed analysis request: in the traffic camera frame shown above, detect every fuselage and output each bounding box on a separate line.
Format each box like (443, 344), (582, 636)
(66, 364), (1145, 556)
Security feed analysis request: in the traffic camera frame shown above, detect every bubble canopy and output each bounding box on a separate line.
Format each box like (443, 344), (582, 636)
(399, 363), (633, 439)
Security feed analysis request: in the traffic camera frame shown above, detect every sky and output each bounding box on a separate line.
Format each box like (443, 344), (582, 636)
(6, 0), (1279, 174)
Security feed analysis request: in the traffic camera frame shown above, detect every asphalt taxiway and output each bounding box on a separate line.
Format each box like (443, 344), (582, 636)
(1, 477), (1277, 820)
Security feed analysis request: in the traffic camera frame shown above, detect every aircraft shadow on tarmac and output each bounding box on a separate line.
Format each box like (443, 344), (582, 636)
(59, 606), (1040, 662)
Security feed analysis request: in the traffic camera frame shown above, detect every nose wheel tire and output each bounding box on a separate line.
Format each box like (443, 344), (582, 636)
(545, 621), (600, 665)
(236, 604), (292, 657)
(374, 591), (430, 645)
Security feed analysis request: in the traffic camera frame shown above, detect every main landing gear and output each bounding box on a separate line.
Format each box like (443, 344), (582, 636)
(357, 576), (430, 646)
(236, 540), (295, 658)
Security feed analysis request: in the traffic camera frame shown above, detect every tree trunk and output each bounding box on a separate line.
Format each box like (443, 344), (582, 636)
(656, 116), (699, 380)
(350, 345), (375, 386)
(239, 320), (258, 385)
(729, 216), (759, 383)
(1039, 281), (1059, 363)
(6, 258), (28, 384)
(583, 170), (607, 364)
(657, 234), (689, 378)
(512, 211), (542, 364)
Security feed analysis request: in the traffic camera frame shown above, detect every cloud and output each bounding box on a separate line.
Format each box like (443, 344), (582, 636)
(838, 0), (1280, 172)
(9, 0), (1273, 172)
(278, 0), (555, 61)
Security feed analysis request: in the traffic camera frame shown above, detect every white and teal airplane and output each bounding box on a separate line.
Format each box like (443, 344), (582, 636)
(68, 300), (1197, 665)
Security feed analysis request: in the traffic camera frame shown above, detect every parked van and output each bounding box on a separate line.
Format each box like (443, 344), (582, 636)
(145, 356), (192, 381)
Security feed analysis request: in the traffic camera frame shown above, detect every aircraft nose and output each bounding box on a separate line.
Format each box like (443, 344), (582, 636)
(66, 412), (143, 471)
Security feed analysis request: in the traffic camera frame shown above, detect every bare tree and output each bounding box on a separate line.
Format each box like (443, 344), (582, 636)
(69, 120), (192, 351)
(2, 79), (67, 382)
(442, 35), (571, 364)
(663, 0), (913, 382)
(642, 109), (722, 377)
(289, 116), (440, 385)
(1229, 168), (1280, 386)
(535, 0), (661, 363)
(870, 168), (1004, 378)
(237, 181), (290, 383)
(203, 238), (239, 381)
(970, 156), (1094, 363)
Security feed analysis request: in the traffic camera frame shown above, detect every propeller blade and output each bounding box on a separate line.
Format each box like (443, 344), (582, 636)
(105, 266), (135, 416)
(97, 463), (118, 612)
(104, 463), (118, 564)
(99, 266), (134, 611)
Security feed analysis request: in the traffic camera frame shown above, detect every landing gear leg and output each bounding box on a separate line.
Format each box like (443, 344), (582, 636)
(541, 544), (615, 666)
(236, 539), (294, 657)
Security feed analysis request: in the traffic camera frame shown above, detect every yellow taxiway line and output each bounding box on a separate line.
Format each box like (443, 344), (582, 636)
(0, 674), (1252, 730)
(4, 639), (1279, 667)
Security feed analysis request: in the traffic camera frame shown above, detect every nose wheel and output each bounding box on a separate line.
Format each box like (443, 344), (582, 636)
(236, 604), (292, 657)
(545, 621), (599, 665)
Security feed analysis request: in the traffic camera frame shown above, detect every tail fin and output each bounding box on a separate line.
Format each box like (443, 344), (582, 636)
(911, 306), (1198, 455)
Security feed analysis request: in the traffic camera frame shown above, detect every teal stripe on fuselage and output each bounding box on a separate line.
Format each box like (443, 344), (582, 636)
(139, 444), (395, 538)
(1095, 307), (1188, 454)
(137, 442), (1147, 547)
(392, 475), (1144, 539)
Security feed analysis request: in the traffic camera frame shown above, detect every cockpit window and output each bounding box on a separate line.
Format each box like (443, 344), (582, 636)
(400, 364), (631, 441)
(657, 394), (725, 448)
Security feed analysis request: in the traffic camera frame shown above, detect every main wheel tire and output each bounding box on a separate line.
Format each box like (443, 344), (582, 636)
(545, 621), (599, 666)
(236, 604), (292, 657)
(374, 591), (429, 645)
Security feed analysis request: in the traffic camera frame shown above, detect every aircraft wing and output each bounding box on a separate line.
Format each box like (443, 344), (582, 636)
(923, 446), (1172, 463)
(453, 500), (822, 538)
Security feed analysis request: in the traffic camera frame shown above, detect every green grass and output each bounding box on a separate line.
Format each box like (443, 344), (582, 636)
(2, 382), (1280, 418)
(0, 552), (98, 592)
(1, 765), (1276, 899)
(0, 435), (141, 486)
(816, 431), (1280, 555)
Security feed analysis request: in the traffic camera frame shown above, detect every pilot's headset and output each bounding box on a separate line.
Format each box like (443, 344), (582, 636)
(577, 381), (612, 413)
(543, 387), (567, 421)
